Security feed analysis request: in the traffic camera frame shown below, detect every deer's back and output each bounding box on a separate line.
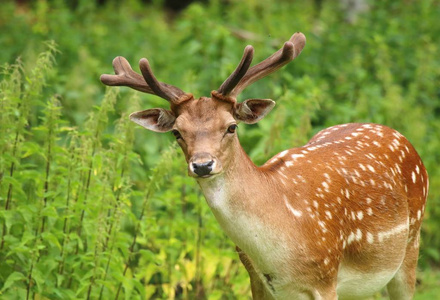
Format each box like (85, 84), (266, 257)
(260, 123), (428, 295)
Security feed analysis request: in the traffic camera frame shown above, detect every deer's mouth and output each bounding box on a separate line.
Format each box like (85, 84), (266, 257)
(188, 169), (222, 179)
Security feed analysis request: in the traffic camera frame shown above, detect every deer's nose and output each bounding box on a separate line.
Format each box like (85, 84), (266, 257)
(192, 160), (214, 176)
(189, 153), (216, 177)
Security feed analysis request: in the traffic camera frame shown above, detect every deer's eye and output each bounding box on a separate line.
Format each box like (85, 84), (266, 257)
(227, 124), (238, 134)
(172, 130), (182, 139)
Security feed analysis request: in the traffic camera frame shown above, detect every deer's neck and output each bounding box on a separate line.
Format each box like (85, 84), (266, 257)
(197, 143), (298, 275)
(197, 143), (286, 243)
(197, 144), (267, 211)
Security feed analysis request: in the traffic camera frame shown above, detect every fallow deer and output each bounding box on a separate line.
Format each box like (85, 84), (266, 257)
(101, 32), (428, 299)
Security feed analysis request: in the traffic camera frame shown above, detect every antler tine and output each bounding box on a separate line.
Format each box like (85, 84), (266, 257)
(101, 56), (188, 103)
(217, 45), (254, 96)
(100, 56), (155, 94)
(229, 32), (306, 98)
(139, 58), (187, 102)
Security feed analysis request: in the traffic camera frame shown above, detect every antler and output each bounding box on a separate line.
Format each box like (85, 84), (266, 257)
(217, 45), (254, 96)
(100, 56), (188, 103)
(217, 32), (306, 98)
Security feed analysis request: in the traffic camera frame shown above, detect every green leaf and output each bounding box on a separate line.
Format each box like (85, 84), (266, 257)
(0, 271), (26, 292)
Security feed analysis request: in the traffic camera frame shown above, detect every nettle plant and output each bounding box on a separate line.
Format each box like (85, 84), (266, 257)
(101, 33), (428, 299)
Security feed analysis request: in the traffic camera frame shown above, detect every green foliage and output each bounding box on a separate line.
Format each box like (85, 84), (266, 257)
(1, 0), (440, 298)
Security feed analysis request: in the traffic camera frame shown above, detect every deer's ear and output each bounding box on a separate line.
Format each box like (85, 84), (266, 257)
(130, 108), (176, 132)
(234, 99), (276, 124)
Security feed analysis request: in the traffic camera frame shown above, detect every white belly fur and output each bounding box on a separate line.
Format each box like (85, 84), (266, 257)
(336, 264), (399, 299)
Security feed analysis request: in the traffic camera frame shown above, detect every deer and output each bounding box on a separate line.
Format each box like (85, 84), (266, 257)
(100, 32), (429, 299)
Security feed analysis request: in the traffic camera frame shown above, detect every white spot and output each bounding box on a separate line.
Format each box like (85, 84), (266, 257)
(316, 193), (325, 199)
(400, 150), (406, 159)
(393, 132), (403, 139)
(285, 161), (294, 167)
(417, 210), (421, 220)
(416, 165), (420, 174)
(351, 211), (356, 220)
(378, 222), (408, 242)
(278, 150), (288, 158)
(366, 153), (376, 159)
(324, 258), (330, 265)
(367, 208), (373, 216)
(357, 211), (364, 220)
(296, 174), (306, 183)
(291, 154), (305, 160)
(322, 181), (330, 190)
(318, 221), (327, 233)
(347, 232), (355, 244)
(356, 229), (362, 241)
(277, 170), (288, 179)
(325, 210), (332, 219)
(366, 232), (374, 244)
(395, 164), (402, 174)
(367, 165), (375, 173)
(359, 163), (366, 171)
(345, 150), (354, 156)
(412, 172), (416, 184)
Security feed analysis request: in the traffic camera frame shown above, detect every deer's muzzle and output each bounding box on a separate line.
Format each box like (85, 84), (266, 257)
(189, 152), (219, 178)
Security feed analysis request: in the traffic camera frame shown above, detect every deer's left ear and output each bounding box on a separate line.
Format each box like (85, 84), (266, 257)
(130, 108), (176, 132)
(234, 99), (276, 124)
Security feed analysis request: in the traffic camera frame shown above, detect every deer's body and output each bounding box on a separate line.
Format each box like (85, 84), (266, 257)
(199, 120), (427, 299)
(101, 32), (428, 299)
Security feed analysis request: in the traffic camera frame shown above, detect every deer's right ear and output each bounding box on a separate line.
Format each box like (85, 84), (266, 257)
(129, 108), (176, 132)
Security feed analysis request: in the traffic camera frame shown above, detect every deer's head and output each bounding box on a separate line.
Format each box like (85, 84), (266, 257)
(101, 33), (306, 179)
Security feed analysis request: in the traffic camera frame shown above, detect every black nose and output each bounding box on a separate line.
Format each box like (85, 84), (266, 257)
(192, 160), (214, 176)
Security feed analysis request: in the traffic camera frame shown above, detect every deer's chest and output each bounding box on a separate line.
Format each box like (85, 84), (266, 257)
(199, 178), (291, 272)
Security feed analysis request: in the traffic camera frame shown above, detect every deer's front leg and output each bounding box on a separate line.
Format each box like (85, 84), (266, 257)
(236, 246), (276, 300)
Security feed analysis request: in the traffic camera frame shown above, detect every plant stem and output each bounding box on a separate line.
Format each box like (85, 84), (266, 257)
(1, 130), (20, 250)
(26, 260), (34, 300)
(40, 125), (53, 234)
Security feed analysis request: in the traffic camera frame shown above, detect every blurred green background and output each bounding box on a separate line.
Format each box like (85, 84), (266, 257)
(1, 0), (439, 299)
